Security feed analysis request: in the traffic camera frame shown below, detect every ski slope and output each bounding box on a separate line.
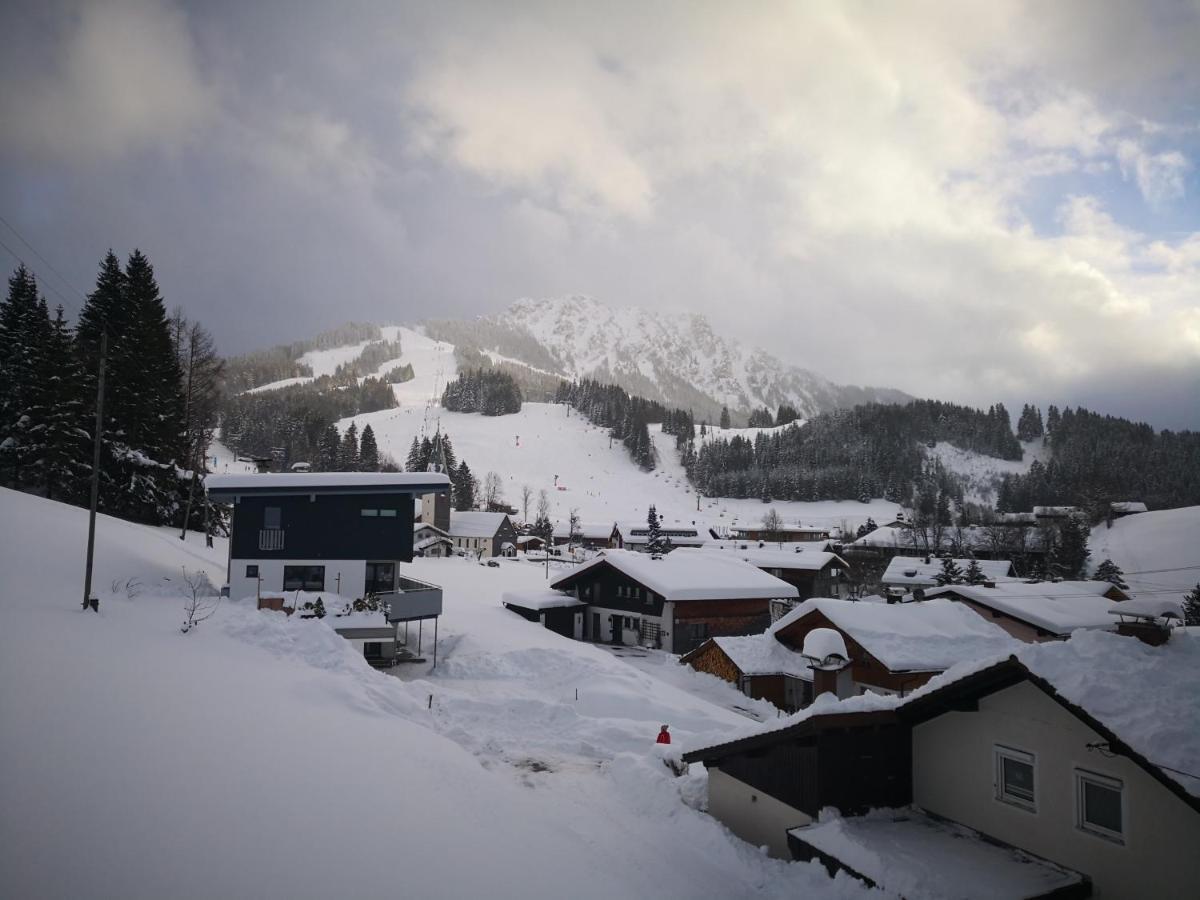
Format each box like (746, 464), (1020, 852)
(1090, 506), (1200, 600)
(0, 488), (870, 900)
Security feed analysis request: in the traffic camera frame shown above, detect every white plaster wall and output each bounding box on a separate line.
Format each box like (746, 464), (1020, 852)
(706, 768), (812, 859)
(913, 680), (1200, 898)
(229, 558), (368, 602)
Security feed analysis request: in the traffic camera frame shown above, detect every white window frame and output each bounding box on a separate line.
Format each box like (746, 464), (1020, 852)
(994, 745), (1037, 812)
(1075, 769), (1125, 844)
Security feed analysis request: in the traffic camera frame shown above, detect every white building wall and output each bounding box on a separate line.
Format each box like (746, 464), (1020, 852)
(912, 680), (1200, 898)
(706, 768), (812, 859)
(229, 558), (369, 602)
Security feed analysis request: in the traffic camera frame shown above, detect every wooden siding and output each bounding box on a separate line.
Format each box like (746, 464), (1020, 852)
(683, 641), (741, 684)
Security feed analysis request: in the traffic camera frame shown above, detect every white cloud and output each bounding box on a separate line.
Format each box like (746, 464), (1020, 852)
(1116, 139), (1190, 206)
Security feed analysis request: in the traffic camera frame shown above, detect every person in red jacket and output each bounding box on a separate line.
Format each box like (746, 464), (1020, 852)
(656, 725), (671, 745)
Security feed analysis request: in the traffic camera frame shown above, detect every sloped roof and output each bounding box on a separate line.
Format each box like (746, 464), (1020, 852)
(502, 590), (586, 611)
(552, 521), (614, 539)
(925, 580), (1126, 635)
(881, 556), (1013, 587)
(690, 545), (848, 573)
(686, 629), (1200, 804)
(771, 597), (1018, 672)
(707, 635), (813, 679)
(448, 511), (512, 537)
(550, 549), (798, 602)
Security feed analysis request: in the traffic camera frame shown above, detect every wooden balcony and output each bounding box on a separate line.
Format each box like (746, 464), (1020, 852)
(258, 529), (285, 551)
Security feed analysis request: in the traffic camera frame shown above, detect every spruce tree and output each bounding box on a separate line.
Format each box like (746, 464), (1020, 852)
(36, 306), (89, 501)
(358, 424), (380, 471)
(1183, 584), (1200, 627)
(1091, 558), (1128, 589)
(453, 461), (476, 510)
(934, 554), (964, 586)
(646, 504), (665, 554)
(963, 558), (986, 585)
(405, 436), (422, 472)
(719, 406), (731, 429)
(317, 424), (340, 471)
(337, 422), (359, 471)
(0, 266), (50, 487)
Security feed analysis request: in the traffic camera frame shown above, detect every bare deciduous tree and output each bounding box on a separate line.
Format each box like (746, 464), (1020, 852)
(521, 484), (533, 524)
(568, 507), (581, 552)
(171, 311), (225, 543)
(484, 471), (504, 511)
(179, 567), (221, 633)
(761, 507), (784, 546)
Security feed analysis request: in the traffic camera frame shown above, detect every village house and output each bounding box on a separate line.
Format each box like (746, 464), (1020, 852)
(547, 549), (798, 653)
(611, 520), (710, 550)
(732, 523), (831, 542)
(501, 589), (587, 640)
(769, 597), (1018, 698)
(680, 633), (814, 711)
(682, 628), (1200, 898)
(880, 556), (1014, 592)
(848, 524), (1050, 564)
(447, 510), (520, 557)
(1108, 501), (1147, 519)
(552, 521), (616, 550)
(695, 544), (850, 612)
(924, 581), (1131, 642)
(412, 521), (453, 558)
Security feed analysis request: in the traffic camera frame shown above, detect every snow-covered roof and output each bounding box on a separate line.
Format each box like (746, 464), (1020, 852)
(709, 635), (813, 679)
(551, 549), (798, 602)
(688, 629), (1200, 799)
(448, 511), (512, 537)
(692, 545), (847, 573)
(502, 590), (587, 611)
(771, 597), (1019, 673)
(206, 472), (450, 495)
(789, 810), (1084, 900)
(414, 535), (453, 551)
(614, 521), (708, 546)
(925, 581), (1124, 636)
(703, 538), (835, 553)
(851, 525), (1048, 553)
(1110, 501), (1148, 514)
(552, 521), (614, 539)
(1033, 505), (1079, 517)
(881, 556), (1013, 587)
(1108, 595), (1184, 621)
(413, 521), (449, 536)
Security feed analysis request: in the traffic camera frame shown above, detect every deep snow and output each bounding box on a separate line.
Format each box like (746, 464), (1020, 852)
(0, 488), (871, 899)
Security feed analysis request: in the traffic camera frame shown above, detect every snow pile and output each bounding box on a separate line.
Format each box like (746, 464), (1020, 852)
(558, 549), (799, 602)
(770, 598), (1019, 672)
(1090, 505), (1200, 600)
(502, 589), (586, 611)
(0, 488), (871, 899)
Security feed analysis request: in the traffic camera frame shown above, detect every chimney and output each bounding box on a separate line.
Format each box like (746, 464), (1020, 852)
(1115, 619), (1172, 646)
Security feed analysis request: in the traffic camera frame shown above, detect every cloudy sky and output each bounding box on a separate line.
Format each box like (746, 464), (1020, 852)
(2, 0), (1198, 426)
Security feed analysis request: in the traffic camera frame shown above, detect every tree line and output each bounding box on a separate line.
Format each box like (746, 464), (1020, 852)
(554, 378), (689, 471)
(0, 255), (222, 529)
(441, 368), (523, 416)
(223, 322), (382, 393)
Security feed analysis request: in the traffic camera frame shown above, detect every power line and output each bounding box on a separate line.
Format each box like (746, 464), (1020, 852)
(0, 213), (88, 303)
(1123, 564), (1200, 576)
(0, 233), (81, 312)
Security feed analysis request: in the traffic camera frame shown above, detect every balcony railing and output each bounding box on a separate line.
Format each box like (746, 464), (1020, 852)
(379, 576), (443, 621)
(258, 529), (285, 551)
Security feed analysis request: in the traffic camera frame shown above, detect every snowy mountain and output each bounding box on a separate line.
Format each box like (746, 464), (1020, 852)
(425, 295), (909, 422)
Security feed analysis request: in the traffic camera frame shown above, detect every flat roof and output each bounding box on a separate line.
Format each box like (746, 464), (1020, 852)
(206, 472), (450, 497)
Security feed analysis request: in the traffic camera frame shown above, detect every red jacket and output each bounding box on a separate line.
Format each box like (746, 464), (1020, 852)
(656, 730), (671, 745)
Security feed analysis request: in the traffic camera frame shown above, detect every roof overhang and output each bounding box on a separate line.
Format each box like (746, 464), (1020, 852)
(206, 472), (450, 499)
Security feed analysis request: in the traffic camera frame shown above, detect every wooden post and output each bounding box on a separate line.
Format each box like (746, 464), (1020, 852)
(83, 331), (107, 611)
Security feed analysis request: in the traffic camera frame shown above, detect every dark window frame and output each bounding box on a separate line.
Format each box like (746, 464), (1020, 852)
(245, 564), (259, 578)
(283, 565), (325, 591)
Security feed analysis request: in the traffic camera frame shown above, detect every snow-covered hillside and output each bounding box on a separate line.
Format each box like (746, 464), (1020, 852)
(0, 489), (872, 900)
(925, 440), (1048, 505)
(430, 295), (909, 420)
(1090, 506), (1200, 600)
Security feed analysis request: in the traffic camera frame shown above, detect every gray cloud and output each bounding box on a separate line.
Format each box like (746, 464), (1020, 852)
(0, 0), (1197, 427)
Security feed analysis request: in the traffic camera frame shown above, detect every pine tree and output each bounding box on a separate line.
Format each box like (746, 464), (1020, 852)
(934, 554), (964, 586)
(317, 424), (340, 471)
(1183, 584), (1200, 627)
(1051, 516), (1090, 580)
(963, 558), (986, 585)
(405, 436), (422, 472)
(36, 306), (89, 501)
(1091, 558), (1128, 589)
(646, 504), (666, 554)
(719, 406), (731, 429)
(453, 461), (476, 510)
(359, 424), (380, 471)
(337, 422), (359, 471)
(0, 266), (50, 487)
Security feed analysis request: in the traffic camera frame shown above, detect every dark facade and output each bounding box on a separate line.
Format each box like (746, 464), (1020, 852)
(229, 492), (417, 563)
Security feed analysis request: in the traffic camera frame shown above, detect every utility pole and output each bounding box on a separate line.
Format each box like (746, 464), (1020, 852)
(83, 331), (107, 611)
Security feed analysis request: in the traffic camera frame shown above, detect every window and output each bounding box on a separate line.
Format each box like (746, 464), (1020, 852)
(264, 506), (281, 529)
(361, 508), (379, 517)
(1076, 770), (1124, 842)
(245, 564), (259, 578)
(365, 562), (395, 595)
(994, 746), (1037, 811)
(379, 509), (398, 518)
(283, 565), (325, 591)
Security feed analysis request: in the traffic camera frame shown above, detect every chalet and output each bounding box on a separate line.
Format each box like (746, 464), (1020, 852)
(696, 544), (850, 604)
(548, 549), (798, 653)
(682, 629), (1200, 898)
(501, 589), (586, 640)
(880, 556), (1014, 592)
(413, 522), (453, 558)
(447, 510), (519, 557)
(205, 472), (449, 602)
(516, 534), (546, 552)
(611, 520), (709, 550)
(680, 633), (813, 711)
(770, 597), (1018, 698)
(1109, 501), (1147, 517)
(732, 523), (831, 542)
(924, 581), (1131, 642)
(552, 521), (615, 549)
